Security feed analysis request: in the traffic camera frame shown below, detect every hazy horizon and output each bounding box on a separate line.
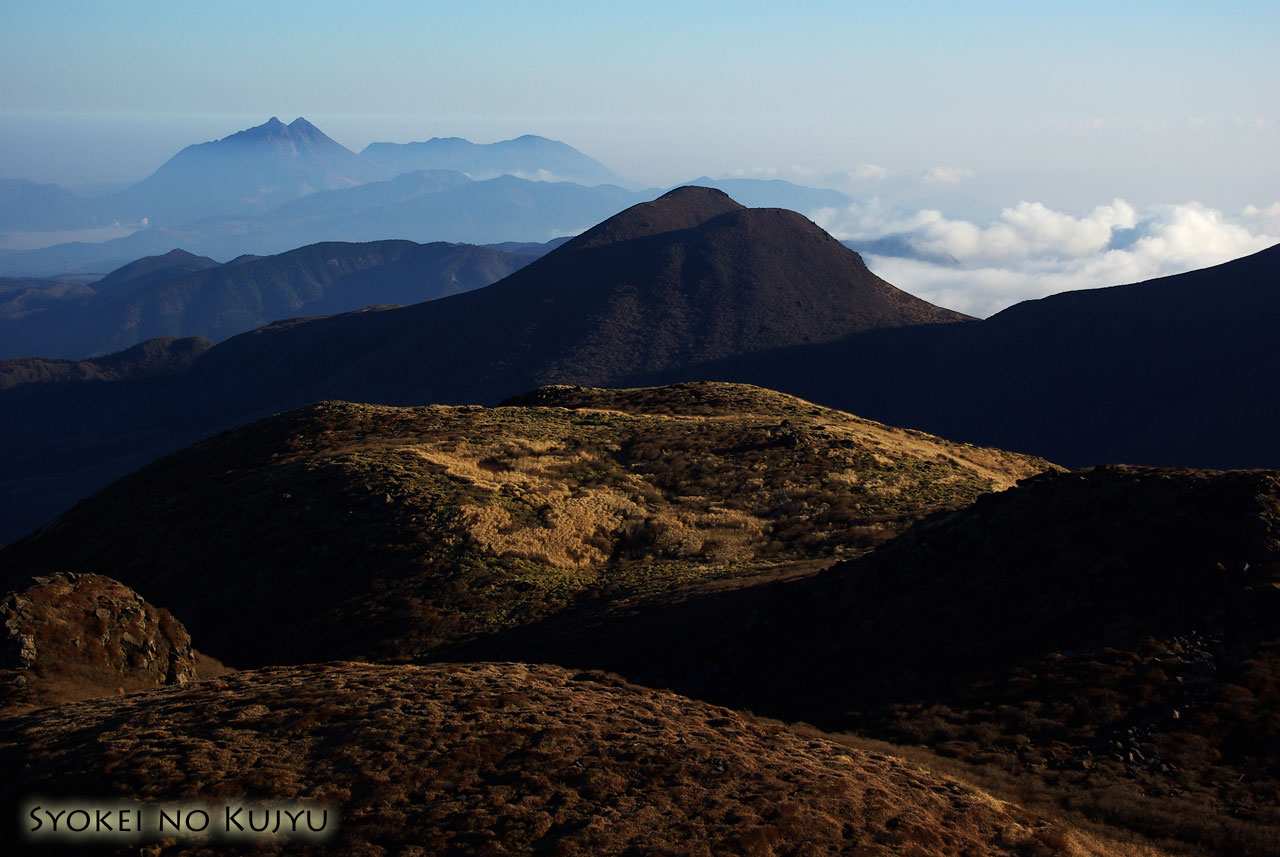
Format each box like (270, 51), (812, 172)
(2, 1), (1276, 315)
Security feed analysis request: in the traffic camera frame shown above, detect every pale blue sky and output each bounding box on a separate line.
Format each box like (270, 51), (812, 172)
(1, 0), (1277, 211)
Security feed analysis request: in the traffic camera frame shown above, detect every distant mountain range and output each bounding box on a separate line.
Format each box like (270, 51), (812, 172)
(0, 179), (96, 232)
(0, 118), (627, 234)
(360, 134), (632, 186)
(0, 240), (535, 359)
(0, 117), (856, 275)
(0, 171), (854, 277)
(107, 117), (387, 224)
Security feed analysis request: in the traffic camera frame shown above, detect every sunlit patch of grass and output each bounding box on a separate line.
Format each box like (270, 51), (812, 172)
(1, 383), (1055, 666)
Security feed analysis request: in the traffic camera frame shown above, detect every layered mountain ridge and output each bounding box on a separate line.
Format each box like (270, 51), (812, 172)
(0, 239), (536, 359)
(2, 189), (1276, 546)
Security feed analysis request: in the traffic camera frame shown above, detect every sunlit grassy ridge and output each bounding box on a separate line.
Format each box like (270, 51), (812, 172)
(0, 382), (1053, 667)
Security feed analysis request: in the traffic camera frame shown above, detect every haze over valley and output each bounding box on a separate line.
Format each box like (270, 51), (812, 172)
(3, 112), (1276, 318)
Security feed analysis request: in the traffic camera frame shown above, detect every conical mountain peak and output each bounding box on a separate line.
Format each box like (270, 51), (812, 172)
(567, 185), (745, 251)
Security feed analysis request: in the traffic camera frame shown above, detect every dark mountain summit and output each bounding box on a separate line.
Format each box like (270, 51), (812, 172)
(185, 186), (970, 410)
(567, 185), (747, 249)
(676, 176), (854, 213)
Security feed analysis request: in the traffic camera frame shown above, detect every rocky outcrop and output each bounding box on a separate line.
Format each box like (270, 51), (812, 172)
(1, 572), (206, 712)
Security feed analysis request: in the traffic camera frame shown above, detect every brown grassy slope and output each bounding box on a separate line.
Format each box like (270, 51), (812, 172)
(0, 660), (1120, 857)
(0, 382), (1052, 667)
(0, 573), (227, 715)
(457, 466), (1279, 857)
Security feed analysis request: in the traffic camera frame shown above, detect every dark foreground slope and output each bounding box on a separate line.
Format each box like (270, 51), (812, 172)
(693, 243), (1280, 469)
(0, 661), (1103, 857)
(0, 383), (1049, 666)
(463, 466), (1280, 855)
(0, 187), (967, 542)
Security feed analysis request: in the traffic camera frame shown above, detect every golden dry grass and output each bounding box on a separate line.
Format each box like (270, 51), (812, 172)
(0, 382), (1055, 667)
(1, 661), (1120, 857)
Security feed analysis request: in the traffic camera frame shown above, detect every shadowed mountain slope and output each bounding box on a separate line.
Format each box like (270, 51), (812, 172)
(462, 465), (1280, 855)
(685, 242), (1280, 469)
(183, 186), (969, 410)
(0, 383), (1050, 667)
(0, 278), (96, 321)
(0, 661), (1105, 857)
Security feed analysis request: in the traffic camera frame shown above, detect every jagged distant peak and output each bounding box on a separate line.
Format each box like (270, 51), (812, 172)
(218, 116), (334, 146)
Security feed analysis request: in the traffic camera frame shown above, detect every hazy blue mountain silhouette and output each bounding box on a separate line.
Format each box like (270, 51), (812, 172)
(88, 248), (222, 298)
(0, 174), (860, 277)
(360, 134), (631, 187)
(104, 117), (386, 225)
(0, 240), (532, 359)
(0, 179), (97, 231)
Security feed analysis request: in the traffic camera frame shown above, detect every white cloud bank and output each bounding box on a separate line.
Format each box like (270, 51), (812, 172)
(922, 166), (976, 185)
(811, 199), (1280, 318)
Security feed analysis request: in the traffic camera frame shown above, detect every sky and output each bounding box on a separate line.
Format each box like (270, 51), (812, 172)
(2, 0), (1277, 314)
